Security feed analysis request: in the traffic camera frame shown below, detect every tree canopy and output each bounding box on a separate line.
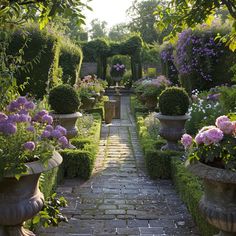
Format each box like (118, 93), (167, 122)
(156, 0), (236, 50)
(0, 0), (92, 29)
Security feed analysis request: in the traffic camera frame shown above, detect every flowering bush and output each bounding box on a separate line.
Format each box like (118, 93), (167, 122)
(74, 74), (107, 99)
(181, 115), (236, 171)
(110, 63), (126, 77)
(0, 96), (69, 179)
(176, 27), (235, 91)
(135, 75), (171, 97)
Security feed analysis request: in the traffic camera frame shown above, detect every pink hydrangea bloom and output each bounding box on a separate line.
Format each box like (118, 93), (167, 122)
(202, 127), (223, 145)
(217, 121), (234, 134)
(195, 132), (204, 145)
(181, 134), (193, 148)
(215, 115), (230, 128)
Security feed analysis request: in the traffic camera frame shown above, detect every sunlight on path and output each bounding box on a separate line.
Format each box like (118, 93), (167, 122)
(38, 95), (199, 236)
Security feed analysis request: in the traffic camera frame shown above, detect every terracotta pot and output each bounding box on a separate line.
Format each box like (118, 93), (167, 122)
(104, 101), (116, 124)
(0, 151), (63, 236)
(187, 161), (236, 236)
(80, 97), (96, 110)
(156, 113), (190, 150)
(52, 112), (82, 139)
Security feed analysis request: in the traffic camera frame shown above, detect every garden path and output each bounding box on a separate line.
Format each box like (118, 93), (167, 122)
(39, 95), (199, 236)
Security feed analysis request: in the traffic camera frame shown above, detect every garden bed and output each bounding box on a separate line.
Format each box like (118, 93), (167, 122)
(134, 111), (217, 236)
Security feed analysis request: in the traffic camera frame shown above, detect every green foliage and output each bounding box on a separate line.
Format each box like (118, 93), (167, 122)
(159, 87), (190, 115)
(49, 84), (80, 114)
(32, 193), (68, 228)
(59, 40), (83, 86)
(176, 27), (236, 92)
(155, 0), (236, 51)
(7, 25), (60, 99)
(127, 0), (164, 44)
(82, 35), (143, 80)
(171, 158), (217, 236)
(219, 86), (236, 113)
(135, 111), (217, 235)
(186, 92), (224, 135)
(59, 113), (101, 179)
(1, 0), (91, 30)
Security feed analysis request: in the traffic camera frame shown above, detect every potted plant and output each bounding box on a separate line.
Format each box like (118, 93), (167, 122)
(110, 63), (126, 85)
(0, 96), (67, 235)
(181, 115), (236, 236)
(48, 84), (82, 139)
(156, 86), (190, 150)
(142, 75), (171, 110)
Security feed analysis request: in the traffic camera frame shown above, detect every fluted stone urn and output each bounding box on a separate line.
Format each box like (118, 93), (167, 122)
(156, 113), (190, 150)
(186, 161), (236, 236)
(52, 112), (82, 139)
(80, 97), (96, 110)
(0, 151), (63, 236)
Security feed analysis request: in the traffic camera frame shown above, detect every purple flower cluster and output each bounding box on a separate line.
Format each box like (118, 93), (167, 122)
(110, 63), (126, 77)
(0, 96), (69, 150)
(176, 29), (223, 82)
(160, 45), (178, 80)
(41, 125), (68, 148)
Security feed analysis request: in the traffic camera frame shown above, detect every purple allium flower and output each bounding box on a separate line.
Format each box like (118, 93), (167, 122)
(26, 125), (35, 132)
(55, 125), (67, 136)
(38, 110), (48, 117)
(4, 122), (17, 135)
(7, 114), (18, 123)
(32, 114), (41, 122)
(45, 125), (54, 132)
(58, 136), (69, 148)
(41, 130), (51, 138)
(23, 141), (35, 151)
(17, 96), (27, 105)
(41, 114), (53, 125)
(18, 114), (31, 123)
(24, 101), (35, 110)
(18, 109), (29, 115)
(7, 100), (19, 112)
(51, 129), (63, 139)
(0, 112), (8, 122)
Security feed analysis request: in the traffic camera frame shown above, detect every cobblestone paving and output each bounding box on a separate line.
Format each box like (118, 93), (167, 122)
(38, 96), (200, 236)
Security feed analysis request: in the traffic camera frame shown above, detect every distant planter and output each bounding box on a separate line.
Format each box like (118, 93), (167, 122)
(80, 97), (96, 110)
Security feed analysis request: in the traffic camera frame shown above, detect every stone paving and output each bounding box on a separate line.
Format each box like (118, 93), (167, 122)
(38, 96), (200, 236)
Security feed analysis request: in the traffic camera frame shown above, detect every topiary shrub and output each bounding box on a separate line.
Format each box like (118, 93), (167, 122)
(159, 87), (190, 115)
(49, 84), (80, 114)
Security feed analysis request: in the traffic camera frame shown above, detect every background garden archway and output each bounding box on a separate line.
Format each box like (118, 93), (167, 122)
(81, 35), (143, 81)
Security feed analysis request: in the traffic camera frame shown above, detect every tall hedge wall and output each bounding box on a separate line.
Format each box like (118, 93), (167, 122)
(7, 25), (83, 98)
(59, 40), (83, 85)
(7, 25), (59, 98)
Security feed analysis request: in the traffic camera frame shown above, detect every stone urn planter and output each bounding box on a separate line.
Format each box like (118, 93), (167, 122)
(186, 161), (236, 236)
(52, 112), (82, 139)
(156, 113), (190, 150)
(112, 77), (123, 87)
(80, 97), (96, 110)
(0, 151), (63, 236)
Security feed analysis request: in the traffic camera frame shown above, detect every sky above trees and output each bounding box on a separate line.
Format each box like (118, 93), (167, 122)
(84, 0), (133, 29)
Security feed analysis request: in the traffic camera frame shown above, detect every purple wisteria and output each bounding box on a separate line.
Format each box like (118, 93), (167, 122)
(176, 29), (223, 82)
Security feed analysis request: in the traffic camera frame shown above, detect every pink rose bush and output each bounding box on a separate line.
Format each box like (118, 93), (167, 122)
(0, 97), (69, 179)
(181, 115), (236, 170)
